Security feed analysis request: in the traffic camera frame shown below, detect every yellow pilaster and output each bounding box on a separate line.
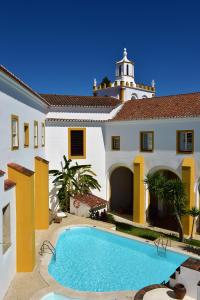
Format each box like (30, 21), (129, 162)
(7, 163), (35, 272)
(35, 156), (49, 230)
(120, 88), (125, 102)
(182, 158), (195, 235)
(133, 156), (145, 224)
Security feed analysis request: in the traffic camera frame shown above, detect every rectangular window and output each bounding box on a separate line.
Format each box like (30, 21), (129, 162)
(24, 123), (29, 147)
(177, 130), (194, 153)
(112, 136), (120, 150)
(140, 131), (154, 152)
(2, 204), (11, 254)
(41, 122), (45, 146)
(34, 121), (38, 148)
(11, 115), (19, 150)
(68, 128), (86, 159)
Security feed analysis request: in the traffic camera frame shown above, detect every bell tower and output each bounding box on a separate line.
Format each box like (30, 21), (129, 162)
(115, 48), (135, 85)
(93, 48), (155, 101)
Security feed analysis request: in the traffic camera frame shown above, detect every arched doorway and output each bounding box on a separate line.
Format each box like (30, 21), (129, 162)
(148, 169), (180, 232)
(110, 167), (133, 216)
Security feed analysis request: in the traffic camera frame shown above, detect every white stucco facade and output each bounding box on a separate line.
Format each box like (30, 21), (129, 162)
(0, 68), (48, 299)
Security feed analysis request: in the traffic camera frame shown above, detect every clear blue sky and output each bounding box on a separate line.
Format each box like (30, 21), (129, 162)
(1, 0), (200, 96)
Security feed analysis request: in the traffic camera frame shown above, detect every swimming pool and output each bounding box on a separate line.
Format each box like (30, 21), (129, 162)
(48, 226), (188, 292)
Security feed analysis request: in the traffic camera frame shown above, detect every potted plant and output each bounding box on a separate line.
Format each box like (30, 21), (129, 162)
(174, 283), (186, 299)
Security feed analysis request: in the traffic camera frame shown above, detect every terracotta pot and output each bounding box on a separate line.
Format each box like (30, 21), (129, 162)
(174, 283), (186, 299)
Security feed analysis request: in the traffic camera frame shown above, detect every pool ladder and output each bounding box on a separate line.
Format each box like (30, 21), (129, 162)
(154, 236), (171, 256)
(39, 240), (56, 258)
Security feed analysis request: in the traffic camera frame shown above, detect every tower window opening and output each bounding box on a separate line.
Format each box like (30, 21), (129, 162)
(127, 64), (129, 75)
(119, 65), (121, 76)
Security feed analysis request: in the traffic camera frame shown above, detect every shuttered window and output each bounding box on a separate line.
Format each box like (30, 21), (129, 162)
(41, 122), (45, 146)
(68, 128), (86, 159)
(34, 121), (38, 148)
(24, 123), (29, 147)
(11, 115), (19, 150)
(140, 131), (154, 152)
(177, 130), (194, 153)
(112, 136), (120, 150)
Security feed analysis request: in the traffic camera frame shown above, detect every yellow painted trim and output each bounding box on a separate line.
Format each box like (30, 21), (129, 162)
(34, 120), (38, 148)
(182, 157), (195, 235)
(133, 156), (145, 224)
(68, 128), (86, 159)
(8, 165), (35, 272)
(111, 136), (120, 151)
(35, 157), (49, 229)
(119, 87), (125, 102)
(176, 130), (194, 154)
(41, 122), (45, 147)
(140, 131), (154, 152)
(24, 123), (29, 148)
(11, 115), (19, 150)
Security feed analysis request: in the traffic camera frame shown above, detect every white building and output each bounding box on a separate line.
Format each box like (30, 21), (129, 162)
(0, 50), (200, 298)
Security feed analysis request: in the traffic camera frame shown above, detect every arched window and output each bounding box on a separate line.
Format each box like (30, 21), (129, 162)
(131, 93), (138, 100)
(119, 65), (121, 76)
(127, 64), (129, 75)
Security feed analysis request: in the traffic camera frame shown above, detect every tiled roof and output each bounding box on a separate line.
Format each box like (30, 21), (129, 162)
(0, 170), (5, 177)
(7, 163), (34, 177)
(35, 156), (49, 165)
(4, 179), (16, 191)
(182, 258), (200, 271)
(40, 94), (120, 107)
(73, 194), (107, 209)
(46, 118), (105, 123)
(0, 65), (49, 106)
(112, 92), (200, 121)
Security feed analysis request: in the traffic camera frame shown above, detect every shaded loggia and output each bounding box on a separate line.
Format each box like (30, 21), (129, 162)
(110, 167), (133, 216)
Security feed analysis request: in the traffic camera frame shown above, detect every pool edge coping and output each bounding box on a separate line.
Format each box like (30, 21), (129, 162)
(31, 224), (199, 300)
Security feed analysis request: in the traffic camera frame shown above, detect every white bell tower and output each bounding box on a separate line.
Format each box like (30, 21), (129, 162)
(115, 48), (135, 84)
(93, 48), (155, 101)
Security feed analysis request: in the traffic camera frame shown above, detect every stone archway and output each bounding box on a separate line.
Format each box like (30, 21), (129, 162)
(110, 166), (133, 216)
(148, 169), (180, 232)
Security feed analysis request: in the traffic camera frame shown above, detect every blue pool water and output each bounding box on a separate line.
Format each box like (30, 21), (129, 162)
(48, 227), (188, 292)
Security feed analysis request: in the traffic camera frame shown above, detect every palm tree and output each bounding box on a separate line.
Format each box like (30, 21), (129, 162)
(76, 166), (101, 194)
(49, 155), (101, 211)
(145, 173), (187, 242)
(186, 207), (200, 239)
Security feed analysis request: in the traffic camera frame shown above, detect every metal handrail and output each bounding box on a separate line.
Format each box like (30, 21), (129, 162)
(39, 240), (56, 258)
(154, 236), (171, 255)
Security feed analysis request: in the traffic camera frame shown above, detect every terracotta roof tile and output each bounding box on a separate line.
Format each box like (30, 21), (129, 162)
(7, 163), (34, 177)
(4, 179), (16, 191)
(40, 94), (120, 107)
(0, 65), (49, 106)
(35, 156), (49, 165)
(181, 257), (200, 271)
(73, 194), (107, 209)
(112, 92), (200, 121)
(46, 118), (105, 123)
(0, 170), (5, 177)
